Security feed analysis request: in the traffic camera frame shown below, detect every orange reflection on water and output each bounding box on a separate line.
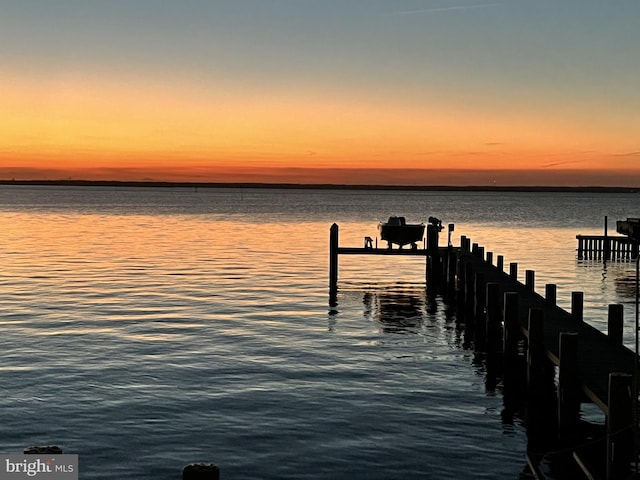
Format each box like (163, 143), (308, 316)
(3, 206), (636, 346)
(2, 211), (339, 340)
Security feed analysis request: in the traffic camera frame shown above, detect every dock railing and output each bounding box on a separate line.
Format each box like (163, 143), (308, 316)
(576, 234), (638, 260)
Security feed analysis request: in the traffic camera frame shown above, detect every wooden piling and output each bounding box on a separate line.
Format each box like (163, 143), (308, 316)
(503, 292), (520, 360)
(427, 255), (440, 286)
(509, 262), (518, 280)
(496, 255), (504, 272)
(474, 272), (487, 349)
(557, 332), (580, 442)
(603, 215), (611, 261)
(461, 259), (476, 339)
(442, 245), (449, 278)
(427, 222), (440, 255)
(485, 282), (502, 353)
(571, 291), (584, 323)
(447, 248), (457, 290)
(502, 291), (522, 413)
(545, 284), (557, 306)
(428, 224), (442, 284)
(460, 235), (468, 251)
(484, 281), (502, 390)
(464, 261), (475, 315)
(456, 253), (466, 295)
(486, 251), (493, 265)
(527, 308), (545, 391)
(183, 463), (220, 480)
(525, 270), (535, 292)
(577, 237), (584, 259)
(526, 307), (557, 447)
(329, 223), (339, 302)
(606, 373), (633, 480)
(607, 304), (623, 345)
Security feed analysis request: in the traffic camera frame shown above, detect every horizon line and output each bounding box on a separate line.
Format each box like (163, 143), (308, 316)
(1, 179), (638, 194)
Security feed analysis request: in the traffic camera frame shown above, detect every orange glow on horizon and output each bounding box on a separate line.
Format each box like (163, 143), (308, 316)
(2, 72), (639, 186)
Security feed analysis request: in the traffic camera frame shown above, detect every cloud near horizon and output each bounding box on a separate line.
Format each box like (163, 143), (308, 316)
(394, 3), (502, 15)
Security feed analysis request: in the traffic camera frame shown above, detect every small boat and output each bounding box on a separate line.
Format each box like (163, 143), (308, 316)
(616, 217), (640, 240)
(378, 216), (425, 249)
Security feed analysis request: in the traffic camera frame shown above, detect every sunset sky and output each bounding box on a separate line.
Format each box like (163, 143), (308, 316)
(1, 0), (639, 186)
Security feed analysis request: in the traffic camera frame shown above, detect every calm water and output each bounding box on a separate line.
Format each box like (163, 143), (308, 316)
(0, 186), (638, 479)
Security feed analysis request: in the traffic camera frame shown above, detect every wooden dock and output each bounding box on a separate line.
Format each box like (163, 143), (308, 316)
(454, 239), (637, 479)
(576, 216), (639, 260)
(329, 224), (638, 479)
(576, 234), (638, 260)
(336, 247), (429, 256)
(329, 223), (442, 303)
(458, 244), (635, 409)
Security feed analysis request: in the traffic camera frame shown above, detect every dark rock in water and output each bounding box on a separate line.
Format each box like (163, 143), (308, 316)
(183, 463), (220, 480)
(24, 445), (63, 454)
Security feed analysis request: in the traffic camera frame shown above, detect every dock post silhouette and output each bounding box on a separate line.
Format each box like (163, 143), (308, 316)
(329, 223), (339, 306)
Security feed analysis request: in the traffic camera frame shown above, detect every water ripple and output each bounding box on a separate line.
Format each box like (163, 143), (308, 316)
(3, 187), (636, 478)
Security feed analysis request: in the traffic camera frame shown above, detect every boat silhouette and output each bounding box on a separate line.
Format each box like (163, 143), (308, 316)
(378, 216), (425, 249)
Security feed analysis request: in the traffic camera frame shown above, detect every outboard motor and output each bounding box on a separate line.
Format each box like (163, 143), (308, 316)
(428, 216), (444, 232)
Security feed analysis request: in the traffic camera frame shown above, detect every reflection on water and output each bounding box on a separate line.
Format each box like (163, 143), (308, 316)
(574, 258), (639, 345)
(588, 257), (638, 301)
(613, 268), (640, 302)
(3, 186), (640, 479)
(364, 290), (425, 334)
(357, 285), (462, 349)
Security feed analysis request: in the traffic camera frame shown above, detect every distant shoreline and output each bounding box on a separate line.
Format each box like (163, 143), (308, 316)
(0, 179), (638, 194)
